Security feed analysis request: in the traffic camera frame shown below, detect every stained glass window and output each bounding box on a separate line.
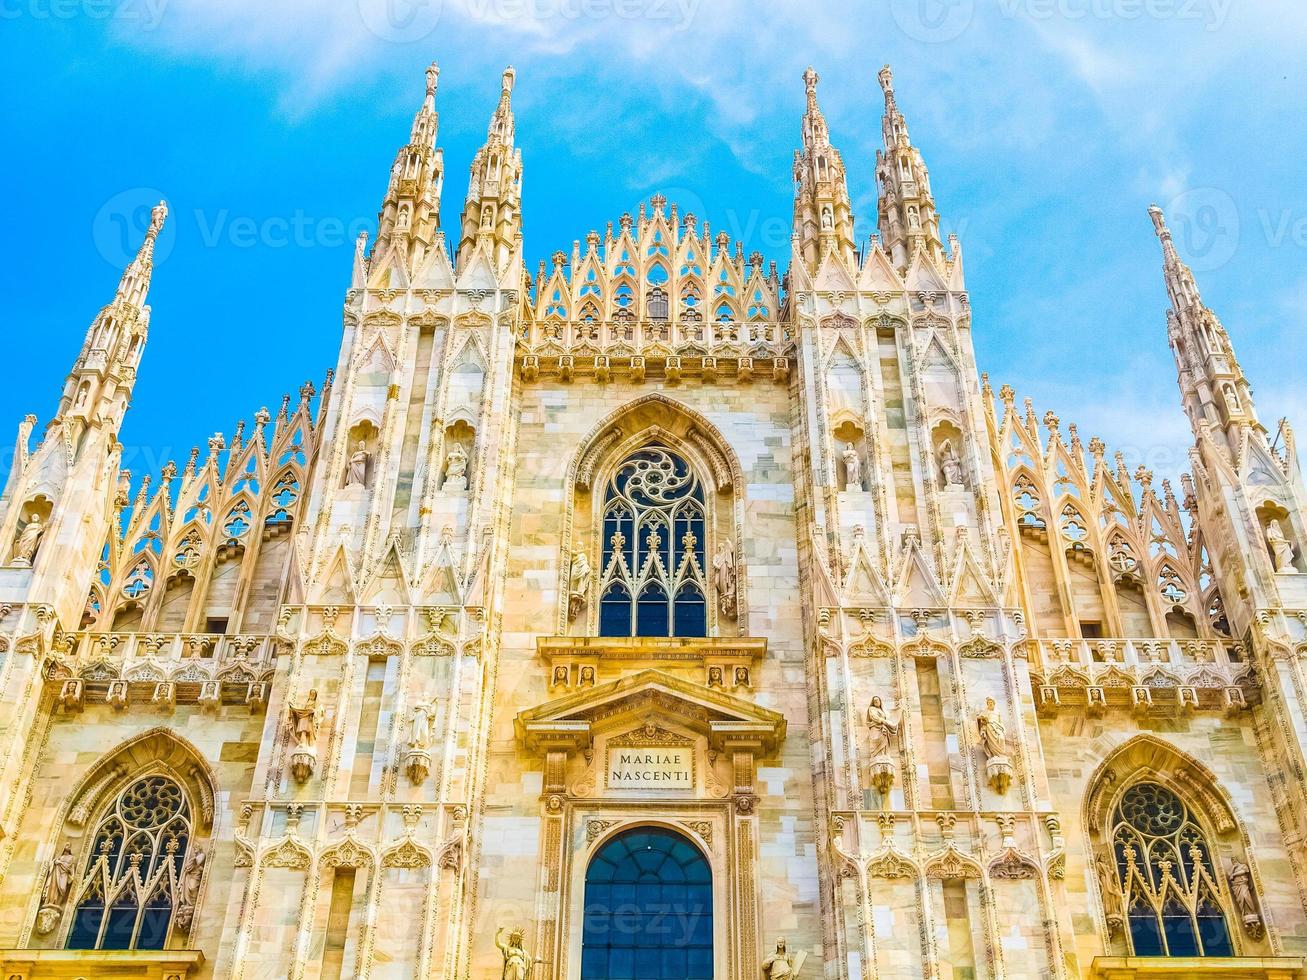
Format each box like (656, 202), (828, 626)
(598, 447), (707, 638)
(67, 775), (193, 951)
(1111, 782), (1233, 957)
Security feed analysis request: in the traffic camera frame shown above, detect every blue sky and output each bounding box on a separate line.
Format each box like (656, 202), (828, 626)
(2, 0), (1304, 485)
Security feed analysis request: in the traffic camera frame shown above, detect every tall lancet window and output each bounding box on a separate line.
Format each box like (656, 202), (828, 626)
(599, 446), (707, 637)
(66, 775), (193, 951)
(1111, 782), (1234, 957)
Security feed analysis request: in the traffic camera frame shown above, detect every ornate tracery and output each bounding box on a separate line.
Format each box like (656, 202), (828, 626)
(598, 445), (708, 637)
(1109, 781), (1234, 957)
(65, 774), (196, 950)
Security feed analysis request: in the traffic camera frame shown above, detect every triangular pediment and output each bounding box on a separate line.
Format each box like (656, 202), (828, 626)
(516, 668), (786, 754)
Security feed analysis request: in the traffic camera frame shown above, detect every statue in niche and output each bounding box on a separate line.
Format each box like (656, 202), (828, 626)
(12, 514), (44, 566)
(1223, 382), (1242, 414)
(567, 550), (591, 621)
(444, 441), (468, 492)
(41, 843), (74, 909)
(1229, 861), (1261, 929)
(908, 205), (921, 230)
(35, 843), (76, 934)
(713, 540), (738, 618)
(496, 926), (533, 980)
(175, 848), (206, 931)
(288, 689), (322, 750)
(762, 937), (806, 978)
(841, 443), (863, 491)
(345, 441), (369, 487)
(976, 697), (1009, 761)
(409, 702), (434, 751)
(1267, 519), (1296, 573)
(939, 439), (965, 489)
(820, 206), (833, 230)
(1097, 852), (1124, 934)
(866, 696), (900, 759)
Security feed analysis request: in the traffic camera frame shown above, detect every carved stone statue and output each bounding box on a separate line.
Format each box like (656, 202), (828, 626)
(35, 842), (76, 934)
(1229, 861), (1262, 933)
(939, 439), (965, 489)
(175, 848), (205, 931)
(1097, 852), (1124, 935)
(579, 665), (595, 687)
(409, 702), (434, 752)
(496, 926), (532, 980)
(866, 696), (899, 759)
(977, 696), (1013, 793)
(1267, 519), (1296, 573)
(551, 664), (569, 688)
(567, 550), (591, 621)
(976, 696), (1009, 760)
(713, 540), (738, 618)
(41, 844), (74, 909)
(288, 689), (322, 750)
(762, 936), (805, 978)
(707, 665), (724, 688)
(820, 206), (833, 230)
(345, 441), (369, 487)
(444, 442), (469, 492)
(842, 443), (862, 491)
(12, 514), (45, 566)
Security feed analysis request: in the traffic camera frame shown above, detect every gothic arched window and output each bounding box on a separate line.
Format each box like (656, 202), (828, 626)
(66, 775), (194, 951)
(1111, 782), (1234, 958)
(647, 287), (669, 321)
(598, 446), (707, 638)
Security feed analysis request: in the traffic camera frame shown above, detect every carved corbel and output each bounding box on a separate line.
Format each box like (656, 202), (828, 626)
(1085, 685), (1106, 717)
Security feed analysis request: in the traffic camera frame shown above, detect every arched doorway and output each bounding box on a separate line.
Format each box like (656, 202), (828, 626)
(581, 826), (712, 979)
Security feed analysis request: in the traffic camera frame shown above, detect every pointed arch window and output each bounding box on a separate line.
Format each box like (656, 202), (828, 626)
(647, 287), (669, 321)
(1111, 782), (1234, 958)
(66, 775), (195, 951)
(598, 446), (707, 638)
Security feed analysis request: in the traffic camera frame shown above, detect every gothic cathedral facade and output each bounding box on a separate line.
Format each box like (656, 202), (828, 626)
(1, 62), (1305, 980)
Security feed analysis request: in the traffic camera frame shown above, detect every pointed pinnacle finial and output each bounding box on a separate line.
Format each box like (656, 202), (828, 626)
(803, 66), (818, 93)
(1148, 203), (1169, 239)
(879, 64), (894, 94)
(502, 66), (515, 96)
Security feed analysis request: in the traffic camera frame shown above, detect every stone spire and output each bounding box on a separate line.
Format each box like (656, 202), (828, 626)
(792, 66), (857, 273)
(57, 200), (168, 433)
(876, 65), (945, 269)
(372, 61), (445, 268)
(457, 66), (523, 273)
(1149, 204), (1264, 454)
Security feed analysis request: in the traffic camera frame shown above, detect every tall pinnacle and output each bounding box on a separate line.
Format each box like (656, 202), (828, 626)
(457, 66), (523, 273)
(372, 61), (445, 267)
(1149, 204), (1262, 452)
(876, 65), (945, 269)
(792, 66), (856, 273)
(58, 200), (169, 431)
